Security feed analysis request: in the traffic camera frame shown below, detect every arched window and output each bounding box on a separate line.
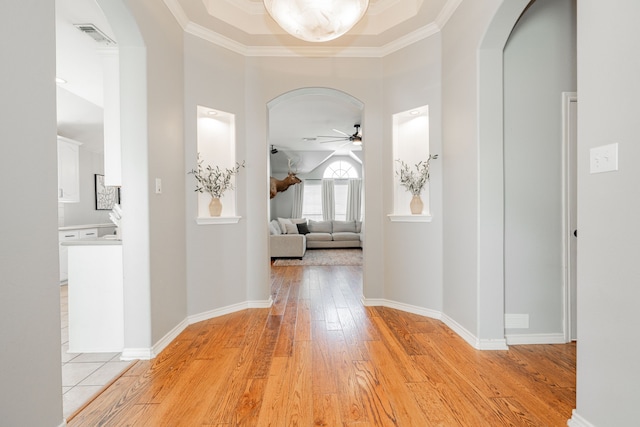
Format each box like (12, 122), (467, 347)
(323, 161), (358, 179)
(302, 160), (360, 221)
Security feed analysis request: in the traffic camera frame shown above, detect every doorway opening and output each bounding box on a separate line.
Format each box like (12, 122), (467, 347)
(267, 87), (364, 266)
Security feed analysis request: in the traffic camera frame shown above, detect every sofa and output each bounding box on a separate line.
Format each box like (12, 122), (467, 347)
(269, 218), (362, 258)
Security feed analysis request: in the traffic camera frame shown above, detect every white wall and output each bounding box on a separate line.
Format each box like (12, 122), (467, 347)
(573, 0), (640, 425)
(0, 1), (63, 425)
(383, 36), (443, 312)
(503, 0), (576, 337)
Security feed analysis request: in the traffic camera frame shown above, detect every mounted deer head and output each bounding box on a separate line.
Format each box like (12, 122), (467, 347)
(270, 172), (301, 199)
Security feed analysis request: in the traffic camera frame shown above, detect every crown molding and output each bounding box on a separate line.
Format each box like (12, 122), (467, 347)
(166, 0), (462, 58)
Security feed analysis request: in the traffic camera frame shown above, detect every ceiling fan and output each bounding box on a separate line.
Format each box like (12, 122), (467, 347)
(317, 124), (362, 146)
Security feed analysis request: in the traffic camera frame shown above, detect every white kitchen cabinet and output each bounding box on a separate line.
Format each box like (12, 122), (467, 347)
(57, 136), (82, 203)
(59, 227), (98, 282)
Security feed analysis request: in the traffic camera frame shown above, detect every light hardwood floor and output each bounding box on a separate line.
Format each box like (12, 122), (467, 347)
(69, 265), (576, 426)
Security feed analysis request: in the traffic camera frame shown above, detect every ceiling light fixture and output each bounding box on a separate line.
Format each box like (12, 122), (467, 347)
(263, 0), (369, 42)
(56, 77), (67, 84)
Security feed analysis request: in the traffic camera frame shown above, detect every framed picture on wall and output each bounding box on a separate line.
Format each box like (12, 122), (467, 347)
(95, 174), (120, 210)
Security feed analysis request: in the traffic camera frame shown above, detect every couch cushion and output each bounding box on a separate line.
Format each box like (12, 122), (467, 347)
(305, 232), (332, 241)
(332, 232), (360, 241)
(269, 221), (281, 235)
(277, 217), (293, 234)
(285, 223), (299, 234)
(332, 220), (356, 233)
(355, 221), (362, 233)
(308, 220), (332, 233)
(290, 218), (307, 225)
(296, 223), (310, 235)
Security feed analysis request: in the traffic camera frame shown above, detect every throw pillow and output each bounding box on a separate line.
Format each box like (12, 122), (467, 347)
(296, 223), (310, 235)
(290, 218), (307, 224)
(277, 217), (293, 234)
(269, 222), (280, 236)
(270, 220), (281, 235)
(355, 221), (362, 233)
(285, 223), (299, 234)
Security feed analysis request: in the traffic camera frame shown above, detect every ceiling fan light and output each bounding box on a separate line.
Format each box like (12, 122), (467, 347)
(263, 0), (369, 43)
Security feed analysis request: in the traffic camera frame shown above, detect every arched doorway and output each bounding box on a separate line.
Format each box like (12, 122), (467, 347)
(266, 87), (364, 261)
(478, 0), (577, 344)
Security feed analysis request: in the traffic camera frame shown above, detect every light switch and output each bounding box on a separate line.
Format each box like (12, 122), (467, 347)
(590, 143), (618, 174)
(155, 178), (162, 194)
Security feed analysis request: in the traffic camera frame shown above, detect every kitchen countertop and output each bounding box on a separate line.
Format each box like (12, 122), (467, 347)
(61, 236), (122, 246)
(58, 223), (116, 231)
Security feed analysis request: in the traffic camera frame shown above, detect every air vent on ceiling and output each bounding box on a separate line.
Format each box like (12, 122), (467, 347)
(74, 24), (116, 45)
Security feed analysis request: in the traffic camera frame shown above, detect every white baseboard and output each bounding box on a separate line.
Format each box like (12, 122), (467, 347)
(152, 317), (189, 356)
(361, 297), (441, 320)
(121, 347), (155, 361)
(440, 313), (483, 350)
(506, 333), (567, 345)
(362, 297), (508, 350)
(59, 420), (67, 427)
(188, 298), (272, 325)
(567, 410), (596, 427)
(120, 298), (273, 361)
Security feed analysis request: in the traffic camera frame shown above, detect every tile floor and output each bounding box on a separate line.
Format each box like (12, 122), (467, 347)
(60, 285), (131, 419)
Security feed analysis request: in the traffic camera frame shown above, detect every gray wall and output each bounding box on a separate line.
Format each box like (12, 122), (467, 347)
(383, 36), (443, 311)
(503, 0), (576, 336)
(0, 1), (63, 425)
(575, 0), (640, 424)
(61, 147), (111, 226)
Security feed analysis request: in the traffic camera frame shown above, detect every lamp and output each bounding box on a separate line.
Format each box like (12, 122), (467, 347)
(263, 0), (369, 43)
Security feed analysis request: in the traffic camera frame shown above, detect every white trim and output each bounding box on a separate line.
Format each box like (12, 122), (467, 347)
(188, 298), (273, 325)
(562, 91), (578, 343)
(196, 216), (242, 225)
(362, 297), (507, 350)
(58, 420), (67, 427)
(567, 410), (596, 427)
(152, 317), (189, 356)
(506, 333), (567, 345)
(387, 214), (433, 223)
(163, 0), (464, 58)
(121, 347), (155, 361)
(362, 297), (441, 320)
(478, 338), (509, 350)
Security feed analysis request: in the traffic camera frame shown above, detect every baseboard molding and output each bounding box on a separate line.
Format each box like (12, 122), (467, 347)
(567, 410), (595, 427)
(362, 298), (508, 350)
(439, 313), (481, 349)
(152, 317), (189, 356)
(361, 297), (441, 320)
(188, 298), (273, 325)
(121, 347), (155, 361)
(59, 420), (67, 427)
(506, 333), (567, 345)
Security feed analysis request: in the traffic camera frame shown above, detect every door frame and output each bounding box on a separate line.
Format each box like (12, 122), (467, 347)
(562, 91), (578, 342)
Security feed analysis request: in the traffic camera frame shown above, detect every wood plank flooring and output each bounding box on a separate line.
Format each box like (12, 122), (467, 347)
(69, 265), (576, 426)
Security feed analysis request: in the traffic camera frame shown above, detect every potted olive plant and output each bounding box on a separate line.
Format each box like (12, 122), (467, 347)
(188, 154), (245, 216)
(395, 154), (438, 214)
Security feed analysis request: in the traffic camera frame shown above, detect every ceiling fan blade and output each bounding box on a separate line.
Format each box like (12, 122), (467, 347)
(317, 135), (346, 138)
(319, 139), (347, 143)
(332, 128), (350, 136)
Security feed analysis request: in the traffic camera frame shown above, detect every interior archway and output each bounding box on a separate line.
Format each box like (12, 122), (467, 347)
(267, 87), (364, 258)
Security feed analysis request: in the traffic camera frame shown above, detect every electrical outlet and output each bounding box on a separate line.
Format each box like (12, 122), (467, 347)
(155, 178), (162, 194)
(590, 143), (618, 174)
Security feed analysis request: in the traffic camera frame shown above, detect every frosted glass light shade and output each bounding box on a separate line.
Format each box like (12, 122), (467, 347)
(263, 0), (369, 42)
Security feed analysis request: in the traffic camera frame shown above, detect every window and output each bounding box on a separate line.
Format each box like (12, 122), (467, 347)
(302, 161), (359, 221)
(323, 161), (357, 179)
